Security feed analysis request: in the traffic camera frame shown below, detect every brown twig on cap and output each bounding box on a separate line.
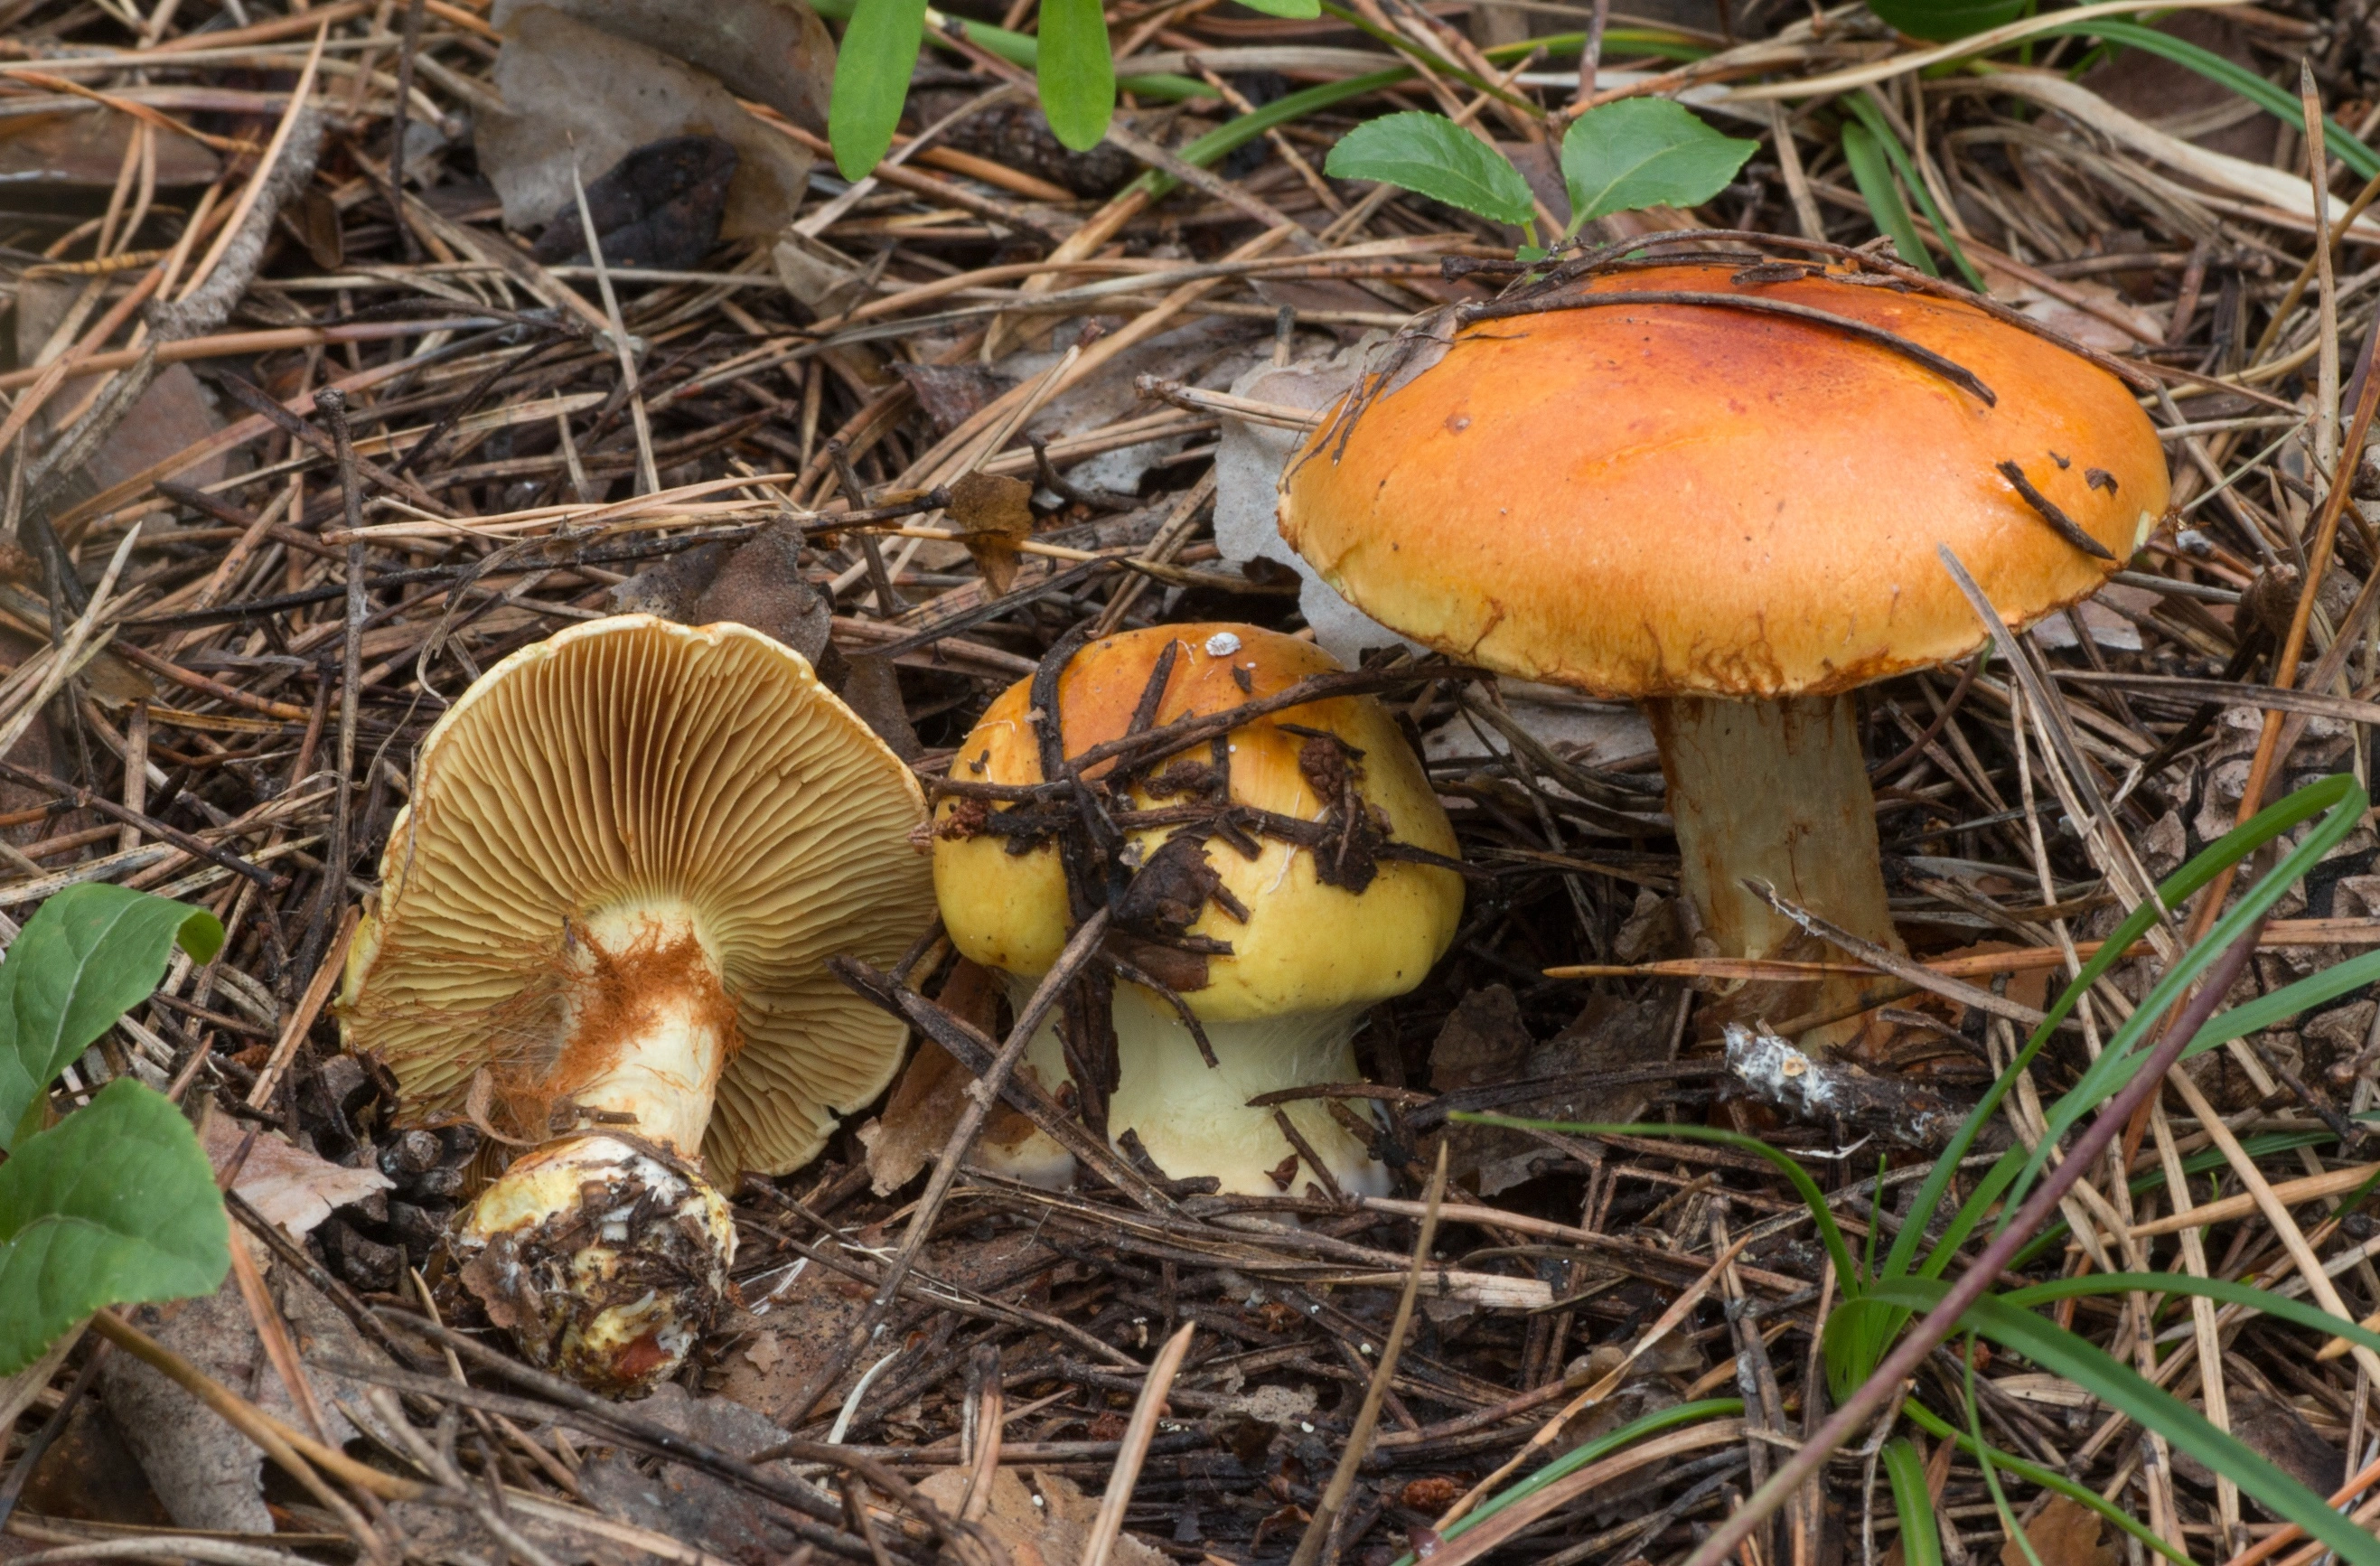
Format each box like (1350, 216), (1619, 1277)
(1487, 227), (2171, 394)
(1995, 459), (2116, 560)
(1456, 290), (1999, 407)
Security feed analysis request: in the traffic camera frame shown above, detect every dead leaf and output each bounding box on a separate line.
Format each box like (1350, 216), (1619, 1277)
(477, 6), (813, 239)
(691, 520), (831, 664)
(2001, 1496), (2114, 1566)
(2228, 1386), (2347, 1503)
(948, 472), (1036, 596)
(1429, 984), (1532, 1092)
(1977, 259), (2160, 352)
(0, 111), (217, 188)
(863, 961), (1040, 1194)
(464, 1065), (536, 1145)
(490, 0), (835, 133)
(916, 1468), (1170, 1566)
(531, 134), (736, 269)
(201, 1113), (391, 1240)
(894, 362), (1016, 435)
(102, 1266), (372, 1531)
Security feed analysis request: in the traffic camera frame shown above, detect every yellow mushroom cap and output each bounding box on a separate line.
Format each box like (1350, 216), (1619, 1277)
(340, 614), (933, 1179)
(933, 624), (1462, 1020)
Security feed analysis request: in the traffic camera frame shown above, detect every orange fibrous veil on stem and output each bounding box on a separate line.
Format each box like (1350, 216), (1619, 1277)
(513, 913), (745, 1149)
(362, 906), (745, 1155)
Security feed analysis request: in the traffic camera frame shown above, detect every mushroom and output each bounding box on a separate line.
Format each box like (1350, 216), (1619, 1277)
(341, 614), (933, 1394)
(1279, 258), (2169, 1040)
(932, 624), (1463, 1196)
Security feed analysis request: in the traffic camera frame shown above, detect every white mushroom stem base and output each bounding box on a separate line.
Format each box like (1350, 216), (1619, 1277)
(452, 905), (739, 1397)
(977, 979), (1390, 1198)
(456, 1137), (736, 1397)
(1647, 693), (1902, 1046)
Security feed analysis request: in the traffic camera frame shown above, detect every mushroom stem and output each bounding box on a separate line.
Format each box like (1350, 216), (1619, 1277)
(454, 908), (741, 1395)
(457, 1136), (735, 1396)
(1646, 694), (1901, 1037)
(987, 980), (1388, 1197)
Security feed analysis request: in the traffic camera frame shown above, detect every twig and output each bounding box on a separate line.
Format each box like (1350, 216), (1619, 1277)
(1082, 1320), (1198, 1566)
(792, 907), (1114, 1425)
(1289, 1142), (1449, 1566)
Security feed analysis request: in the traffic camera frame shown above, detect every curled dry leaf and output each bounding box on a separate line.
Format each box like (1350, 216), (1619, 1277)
(949, 472), (1037, 596)
(478, 6), (814, 238)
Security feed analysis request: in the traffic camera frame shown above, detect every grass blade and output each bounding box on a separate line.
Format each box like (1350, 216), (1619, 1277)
(1898, 1402), (2191, 1566)
(2007, 1272), (2380, 1358)
(2039, 20), (2379, 181)
(2011, 775), (2367, 1211)
(1858, 1279), (2380, 1566)
(1881, 1439), (1941, 1566)
(1843, 95), (1982, 287)
(1841, 122), (1938, 277)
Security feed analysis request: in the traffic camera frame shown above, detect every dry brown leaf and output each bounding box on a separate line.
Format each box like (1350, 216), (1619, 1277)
(464, 1065), (536, 1146)
(948, 472), (1036, 596)
(861, 960), (1045, 1195)
(477, 6), (813, 237)
(201, 1112), (391, 1240)
(916, 1468), (1169, 1566)
(2001, 1496), (2114, 1566)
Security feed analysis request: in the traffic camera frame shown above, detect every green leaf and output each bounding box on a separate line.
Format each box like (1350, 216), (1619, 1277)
(1228, 0), (1321, 16)
(0, 1079), (228, 1375)
(1864, 0), (2026, 43)
(1856, 1279), (2380, 1566)
(829, 0), (934, 178)
(1840, 121), (1937, 277)
(0, 885), (223, 1156)
(1881, 1439), (1941, 1566)
(1036, 0), (1116, 151)
(1324, 111), (1537, 227)
(1558, 98), (1755, 231)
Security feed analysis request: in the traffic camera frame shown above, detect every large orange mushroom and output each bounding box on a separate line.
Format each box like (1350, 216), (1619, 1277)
(1280, 255), (2169, 1037)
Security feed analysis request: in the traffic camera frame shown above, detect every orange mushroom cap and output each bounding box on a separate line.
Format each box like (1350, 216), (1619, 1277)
(1279, 261), (2171, 699)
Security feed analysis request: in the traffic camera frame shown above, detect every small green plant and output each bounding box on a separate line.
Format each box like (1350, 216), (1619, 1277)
(0, 884), (228, 1375)
(1438, 774), (2380, 1566)
(1323, 99), (1757, 256)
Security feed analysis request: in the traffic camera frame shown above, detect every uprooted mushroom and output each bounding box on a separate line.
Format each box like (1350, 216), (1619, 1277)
(341, 614), (934, 1394)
